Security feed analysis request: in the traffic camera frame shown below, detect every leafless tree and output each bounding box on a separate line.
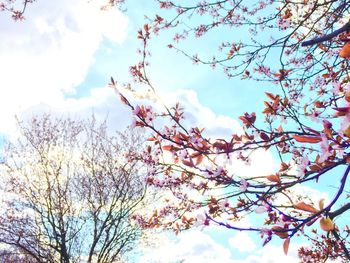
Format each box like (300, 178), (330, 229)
(0, 114), (148, 263)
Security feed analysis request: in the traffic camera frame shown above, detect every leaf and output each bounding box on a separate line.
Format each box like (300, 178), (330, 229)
(339, 42), (350, 58)
(314, 101), (324, 108)
(320, 217), (334, 231)
(292, 135), (322, 143)
(259, 132), (270, 141)
(309, 164), (322, 172)
(318, 44), (327, 52)
(346, 91), (350, 102)
(272, 226), (289, 239)
(303, 128), (320, 135)
(280, 162), (289, 172)
(182, 159), (194, 167)
(333, 106), (350, 117)
(195, 154), (204, 165)
(267, 174), (280, 183)
(306, 217), (318, 227)
(318, 199), (325, 210)
(344, 125), (350, 138)
(294, 202), (319, 214)
(143, 23), (150, 32)
(265, 92), (276, 100)
(162, 145), (173, 151)
(283, 238), (290, 255)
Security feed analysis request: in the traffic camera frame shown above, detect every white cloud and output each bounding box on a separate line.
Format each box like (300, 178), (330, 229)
(232, 242), (301, 263)
(0, 0), (128, 134)
(138, 227), (303, 263)
(230, 148), (277, 178)
(229, 232), (256, 252)
(140, 230), (234, 263)
(17, 86), (132, 137)
(160, 89), (243, 138)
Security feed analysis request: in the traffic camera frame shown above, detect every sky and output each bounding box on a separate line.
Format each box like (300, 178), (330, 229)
(0, 0), (340, 262)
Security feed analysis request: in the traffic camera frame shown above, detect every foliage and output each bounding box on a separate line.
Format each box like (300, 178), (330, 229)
(0, 115), (147, 263)
(110, 0), (350, 261)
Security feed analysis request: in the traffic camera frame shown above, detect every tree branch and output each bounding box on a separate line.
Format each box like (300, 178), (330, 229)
(301, 22), (350, 47)
(329, 203), (350, 220)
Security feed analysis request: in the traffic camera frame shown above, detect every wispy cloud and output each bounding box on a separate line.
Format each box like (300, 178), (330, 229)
(0, 0), (128, 134)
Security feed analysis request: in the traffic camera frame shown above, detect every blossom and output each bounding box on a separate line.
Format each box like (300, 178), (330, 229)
(332, 81), (341, 94)
(319, 134), (331, 163)
(219, 198), (230, 209)
(132, 105), (141, 116)
(255, 205), (267, 214)
(195, 213), (209, 227)
(239, 178), (249, 191)
(297, 155), (310, 178)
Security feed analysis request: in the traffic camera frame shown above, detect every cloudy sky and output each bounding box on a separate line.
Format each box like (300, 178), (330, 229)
(0, 1), (336, 262)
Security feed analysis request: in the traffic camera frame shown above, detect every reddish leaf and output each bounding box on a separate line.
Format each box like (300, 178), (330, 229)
(182, 159), (194, 167)
(265, 92), (276, 100)
(267, 174), (280, 183)
(304, 128), (320, 135)
(283, 238), (290, 255)
(292, 135), (322, 143)
(346, 91), (350, 102)
(195, 154), (204, 165)
(144, 23), (150, 32)
(339, 42), (350, 58)
(162, 145), (173, 151)
(314, 101), (324, 108)
(344, 125), (350, 138)
(259, 132), (270, 141)
(306, 217), (318, 227)
(272, 226), (289, 239)
(280, 162), (289, 172)
(333, 107), (350, 117)
(294, 202), (319, 214)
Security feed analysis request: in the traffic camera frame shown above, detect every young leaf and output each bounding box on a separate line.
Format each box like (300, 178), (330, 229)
(320, 217), (334, 231)
(318, 199), (325, 210)
(339, 42), (350, 58)
(267, 174), (280, 183)
(294, 202), (319, 213)
(272, 226), (289, 239)
(283, 238), (290, 255)
(292, 135), (322, 143)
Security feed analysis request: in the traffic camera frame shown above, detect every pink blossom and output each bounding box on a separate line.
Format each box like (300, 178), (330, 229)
(195, 213), (209, 227)
(239, 178), (249, 191)
(255, 205), (267, 214)
(219, 198), (230, 209)
(319, 134), (331, 163)
(297, 155), (310, 178)
(132, 105), (141, 116)
(332, 81), (341, 94)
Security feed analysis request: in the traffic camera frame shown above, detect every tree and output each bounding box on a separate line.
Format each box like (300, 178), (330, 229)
(110, 0), (350, 261)
(0, 0), (125, 20)
(0, 0), (35, 20)
(0, 114), (148, 263)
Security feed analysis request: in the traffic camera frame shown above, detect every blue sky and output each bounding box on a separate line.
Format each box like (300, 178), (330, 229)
(0, 1), (341, 262)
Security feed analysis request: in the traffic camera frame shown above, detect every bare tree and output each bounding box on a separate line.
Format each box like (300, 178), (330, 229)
(0, 114), (148, 263)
